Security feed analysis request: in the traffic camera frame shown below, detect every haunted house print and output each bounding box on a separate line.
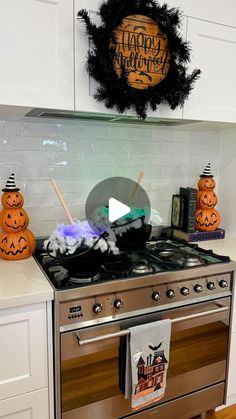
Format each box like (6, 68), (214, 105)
(134, 349), (168, 399)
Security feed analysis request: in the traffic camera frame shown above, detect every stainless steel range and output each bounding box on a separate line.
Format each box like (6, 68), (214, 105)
(34, 239), (236, 419)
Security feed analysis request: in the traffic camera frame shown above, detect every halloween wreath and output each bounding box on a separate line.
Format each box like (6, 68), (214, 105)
(78, 0), (201, 119)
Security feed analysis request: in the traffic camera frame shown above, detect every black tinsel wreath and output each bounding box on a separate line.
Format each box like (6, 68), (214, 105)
(78, 0), (201, 119)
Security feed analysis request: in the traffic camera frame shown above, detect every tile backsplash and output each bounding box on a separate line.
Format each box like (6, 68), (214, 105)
(0, 118), (220, 236)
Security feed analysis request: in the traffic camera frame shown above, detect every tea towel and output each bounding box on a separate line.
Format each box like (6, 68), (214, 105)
(125, 319), (171, 411)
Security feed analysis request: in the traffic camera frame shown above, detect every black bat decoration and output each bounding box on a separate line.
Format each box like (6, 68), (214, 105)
(149, 342), (162, 351)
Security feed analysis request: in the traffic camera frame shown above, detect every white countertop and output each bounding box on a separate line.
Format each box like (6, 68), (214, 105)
(195, 237), (236, 261)
(0, 257), (53, 310)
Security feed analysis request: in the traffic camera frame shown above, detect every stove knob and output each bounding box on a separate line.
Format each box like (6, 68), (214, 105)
(152, 291), (161, 302)
(181, 287), (190, 296)
(114, 299), (123, 310)
(194, 284), (203, 293)
(219, 280), (228, 288)
(207, 282), (216, 290)
(93, 303), (103, 315)
(167, 289), (175, 299)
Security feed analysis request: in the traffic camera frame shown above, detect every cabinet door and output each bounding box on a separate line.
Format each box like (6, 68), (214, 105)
(184, 18), (236, 122)
(0, 303), (48, 401)
(0, 0), (74, 110)
(74, 0), (183, 119)
(0, 388), (49, 419)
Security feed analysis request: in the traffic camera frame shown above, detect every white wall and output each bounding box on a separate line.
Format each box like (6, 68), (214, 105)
(0, 117), (220, 236)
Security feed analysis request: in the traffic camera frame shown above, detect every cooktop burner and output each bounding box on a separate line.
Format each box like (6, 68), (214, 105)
(34, 238), (231, 291)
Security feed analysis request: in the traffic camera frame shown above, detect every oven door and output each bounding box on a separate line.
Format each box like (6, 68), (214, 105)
(60, 297), (230, 419)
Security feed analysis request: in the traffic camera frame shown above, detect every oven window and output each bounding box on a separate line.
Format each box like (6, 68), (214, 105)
(60, 304), (229, 414)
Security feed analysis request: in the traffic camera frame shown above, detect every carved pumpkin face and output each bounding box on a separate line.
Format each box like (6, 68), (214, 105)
(197, 191), (218, 209)
(0, 230), (35, 261)
(1, 191), (24, 209)
(0, 208), (29, 233)
(198, 176), (216, 191)
(196, 208), (220, 231)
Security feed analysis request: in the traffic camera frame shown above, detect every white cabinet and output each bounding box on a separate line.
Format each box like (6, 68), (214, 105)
(0, 302), (52, 419)
(0, 389), (48, 419)
(184, 18), (236, 123)
(0, 0), (74, 110)
(74, 0), (184, 119)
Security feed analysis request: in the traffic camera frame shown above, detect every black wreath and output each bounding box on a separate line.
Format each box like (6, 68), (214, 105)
(78, 0), (201, 119)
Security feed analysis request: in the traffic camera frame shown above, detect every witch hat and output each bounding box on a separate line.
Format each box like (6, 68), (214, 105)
(2, 173), (20, 192)
(200, 163), (213, 178)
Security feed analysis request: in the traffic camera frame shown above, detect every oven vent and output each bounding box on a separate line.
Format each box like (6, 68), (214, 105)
(25, 108), (200, 126)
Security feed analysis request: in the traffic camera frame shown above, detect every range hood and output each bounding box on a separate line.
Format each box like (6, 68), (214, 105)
(25, 108), (199, 127)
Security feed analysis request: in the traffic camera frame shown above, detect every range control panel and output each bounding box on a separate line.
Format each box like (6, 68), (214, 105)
(59, 273), (232, 327)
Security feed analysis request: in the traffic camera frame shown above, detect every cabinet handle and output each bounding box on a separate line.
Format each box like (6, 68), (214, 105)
(75, 304), (228, 346)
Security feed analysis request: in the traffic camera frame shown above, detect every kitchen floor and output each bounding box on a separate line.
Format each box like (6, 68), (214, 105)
(193, 405), (236, 418)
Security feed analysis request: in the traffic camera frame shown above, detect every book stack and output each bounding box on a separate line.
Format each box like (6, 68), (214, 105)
(180, 187), (197, 232)
(171, 187), (197, 233)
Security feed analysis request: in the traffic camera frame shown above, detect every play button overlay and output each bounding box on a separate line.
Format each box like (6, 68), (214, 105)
(108, 198), (131, 223)
(85, 177), (151, 236)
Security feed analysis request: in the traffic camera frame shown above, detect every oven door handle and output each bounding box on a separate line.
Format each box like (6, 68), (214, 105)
(75, 303), (229, 346)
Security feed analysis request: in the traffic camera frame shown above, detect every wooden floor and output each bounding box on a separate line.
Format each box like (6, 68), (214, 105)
(206, 405), (236, 418)
(193, 406), (236, 419)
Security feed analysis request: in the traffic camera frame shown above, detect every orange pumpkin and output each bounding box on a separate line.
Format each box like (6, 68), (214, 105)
(0, 208), (29, 233)
(0, 230), (36, 261)
(1, 191), (24, 209)
(198, 176), (216, 191)
(196, 208), (221, 231)
(197, 191), (218, 210)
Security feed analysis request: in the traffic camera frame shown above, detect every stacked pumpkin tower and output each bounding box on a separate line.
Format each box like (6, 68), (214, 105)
(0, 174), (35, 260)
(195, 163), (221, 231)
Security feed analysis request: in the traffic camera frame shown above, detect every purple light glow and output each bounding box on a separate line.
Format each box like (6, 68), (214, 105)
(57, 222), (100, 239)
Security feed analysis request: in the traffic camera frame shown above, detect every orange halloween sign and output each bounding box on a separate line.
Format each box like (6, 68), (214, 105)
(112, 15), (171, 90)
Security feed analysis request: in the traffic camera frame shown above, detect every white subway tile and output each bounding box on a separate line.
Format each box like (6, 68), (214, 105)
(0, 137), (10, 150)
(23, 121), (53, 137)
(0, 151), (25, 166)
(10, 136), (40, 151)
(151, 154), (171, 166)
(172, 130), (191, 143)
(40, 138), (68, 151)
(0, 118), (222, 233)
(2, 120), (23, 135)
(152, 129), (172, 142)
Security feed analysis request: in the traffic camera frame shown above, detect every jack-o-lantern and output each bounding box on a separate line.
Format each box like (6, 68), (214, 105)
(112, 15), (171, 90)
(0, 230), (36, 261)
(198, 176), (216, 191)
(196, 163), (221, 232)
(0, 208), (29, 233)
(0, 173), (36, 261)
(196, 208), (221, 231)
(1, 191), (24, 209)
(197, 191), (218, 210)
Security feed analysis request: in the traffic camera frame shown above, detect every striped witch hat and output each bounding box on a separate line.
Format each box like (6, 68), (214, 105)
(200, 163), (213, 177)
(2, 173), (20, 192)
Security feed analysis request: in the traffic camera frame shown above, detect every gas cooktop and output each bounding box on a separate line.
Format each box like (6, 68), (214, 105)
(34, 239), (230, 291)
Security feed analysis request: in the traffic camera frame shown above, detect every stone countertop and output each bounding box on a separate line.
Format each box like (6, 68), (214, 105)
(0, 257), (53, 310)
(195, 237), (236, 261)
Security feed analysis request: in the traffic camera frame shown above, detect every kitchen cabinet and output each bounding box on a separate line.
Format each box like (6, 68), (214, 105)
(74, 0), (184, 120)
(184, 18), (236, 123)
(0, 389), (48, 419)
(0, 302), (53, 419)
(0, 0), (74, 110)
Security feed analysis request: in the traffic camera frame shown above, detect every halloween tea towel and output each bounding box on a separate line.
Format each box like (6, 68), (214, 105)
(125, 319), (171, 411)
